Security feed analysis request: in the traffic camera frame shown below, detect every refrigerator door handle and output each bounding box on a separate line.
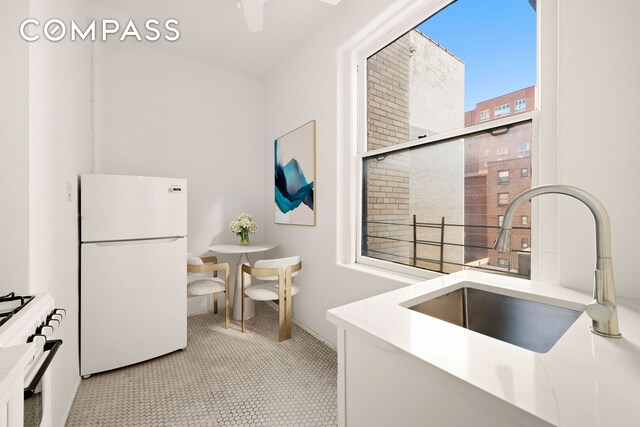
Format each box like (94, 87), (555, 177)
(92, 237), (184, 246)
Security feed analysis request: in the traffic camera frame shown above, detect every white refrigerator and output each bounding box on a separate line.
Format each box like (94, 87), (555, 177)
(80, 174), (187, 377)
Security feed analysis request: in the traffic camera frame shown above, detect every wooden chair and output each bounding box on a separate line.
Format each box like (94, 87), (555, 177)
(240, 256), (302, 341)
(187, 255), (230, 329)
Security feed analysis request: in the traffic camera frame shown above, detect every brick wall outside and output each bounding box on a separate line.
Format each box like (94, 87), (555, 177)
(364, 31), (465, 269)
(486, 156), (532, 272)
(364, 34), (412, 264)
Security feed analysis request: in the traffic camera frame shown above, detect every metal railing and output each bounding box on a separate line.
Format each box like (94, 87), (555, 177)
(363, 216), (531, 278)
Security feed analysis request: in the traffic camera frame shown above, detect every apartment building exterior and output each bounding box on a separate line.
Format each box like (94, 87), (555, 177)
(463, 87), (534, 275)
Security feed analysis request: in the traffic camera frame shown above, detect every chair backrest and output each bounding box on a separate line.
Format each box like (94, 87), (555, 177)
(253, 256), (301, 281)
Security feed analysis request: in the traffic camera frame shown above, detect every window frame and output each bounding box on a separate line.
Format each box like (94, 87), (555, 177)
(498, 170), (510, 184)
(343, 0), (554, 281)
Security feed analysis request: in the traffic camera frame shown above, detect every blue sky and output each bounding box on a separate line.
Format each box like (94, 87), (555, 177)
(417, 0), (536, 112)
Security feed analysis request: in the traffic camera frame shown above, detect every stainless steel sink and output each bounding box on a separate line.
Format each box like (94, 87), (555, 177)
(408, 284), (584, 353)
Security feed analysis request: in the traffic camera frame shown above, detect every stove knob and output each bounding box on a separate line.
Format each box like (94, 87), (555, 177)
(28, 334), (46, 348)
(50, 313), (63, 323)
(47, 318), (60, 329)
(53, 308), (66, 318)
(40, 325), (54, 337)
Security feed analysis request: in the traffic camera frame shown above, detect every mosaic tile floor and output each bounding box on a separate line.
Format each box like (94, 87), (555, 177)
(66, 303), (338, 426)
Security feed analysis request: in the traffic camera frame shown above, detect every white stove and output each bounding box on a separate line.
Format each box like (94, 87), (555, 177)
(0, 292), (65, 427)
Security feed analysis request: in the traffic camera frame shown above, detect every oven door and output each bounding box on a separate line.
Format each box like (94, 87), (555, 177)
(24, 340), (62, 427)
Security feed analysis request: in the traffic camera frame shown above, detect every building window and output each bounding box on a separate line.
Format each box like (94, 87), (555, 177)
(521, 168), (529, 177)
(498, 215), (504, 227)
(521, 238), (529, 249)
(359, 0), (536, 279)
(497, 258), (510, 267)
(521, 215), (528, 226)
(494, 103), (511, 118)
(514, 99), (526, 112)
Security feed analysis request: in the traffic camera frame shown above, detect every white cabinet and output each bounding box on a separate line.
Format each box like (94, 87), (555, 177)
(336, 327), (550, 427)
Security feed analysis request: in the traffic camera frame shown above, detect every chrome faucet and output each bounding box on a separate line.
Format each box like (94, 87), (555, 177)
(493, 184), (622, 338)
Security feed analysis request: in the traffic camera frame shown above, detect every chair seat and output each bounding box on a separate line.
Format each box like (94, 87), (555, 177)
(244, 281), (300, 301)
(187, 278), (226, 296)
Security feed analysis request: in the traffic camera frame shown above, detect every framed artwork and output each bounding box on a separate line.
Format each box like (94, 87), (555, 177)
(274, 120), (316, 226)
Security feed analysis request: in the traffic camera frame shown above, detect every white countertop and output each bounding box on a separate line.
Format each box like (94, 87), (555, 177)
(327, 270), (640, 426)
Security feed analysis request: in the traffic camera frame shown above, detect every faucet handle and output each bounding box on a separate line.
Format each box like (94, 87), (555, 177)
(586, 300), (615, 323)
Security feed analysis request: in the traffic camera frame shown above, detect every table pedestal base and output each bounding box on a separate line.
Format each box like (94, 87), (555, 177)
(233, 252), (255, 321)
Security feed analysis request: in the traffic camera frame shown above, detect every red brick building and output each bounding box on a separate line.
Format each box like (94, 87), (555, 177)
(464, 86), (535, 127)
(463, 86), (534, 275)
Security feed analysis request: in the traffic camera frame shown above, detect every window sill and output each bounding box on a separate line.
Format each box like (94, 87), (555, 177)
(337, 261), (440, 286)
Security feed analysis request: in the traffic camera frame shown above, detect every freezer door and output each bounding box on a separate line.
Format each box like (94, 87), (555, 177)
(81, 174), (187, 242)
(80, 237), (187, 376)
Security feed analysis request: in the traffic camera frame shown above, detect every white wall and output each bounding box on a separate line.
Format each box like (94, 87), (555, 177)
(556, 0), (640, 300)
(93, 42), (265, 312)
(262, 0), (419, 346)
(263, 0), (640, 347)
(0, 0), (30, 296)
(27, 1), (94, 425)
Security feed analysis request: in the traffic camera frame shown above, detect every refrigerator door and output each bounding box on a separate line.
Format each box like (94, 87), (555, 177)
(80, 237), (187, 376)
(81, 174), (187, 242)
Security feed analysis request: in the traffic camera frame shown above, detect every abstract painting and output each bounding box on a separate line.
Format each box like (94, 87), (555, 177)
(274, 120), (316, 226)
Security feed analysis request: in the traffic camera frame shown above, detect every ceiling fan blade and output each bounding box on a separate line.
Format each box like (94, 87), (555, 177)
(317, 0), (342, 4)
(241, 0), (264, 32)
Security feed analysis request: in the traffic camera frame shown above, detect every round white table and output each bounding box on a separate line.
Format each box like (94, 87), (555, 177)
(208, 243), (278, 321)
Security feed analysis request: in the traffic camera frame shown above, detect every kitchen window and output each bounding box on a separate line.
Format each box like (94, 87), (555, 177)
(357, 0), (536, 279)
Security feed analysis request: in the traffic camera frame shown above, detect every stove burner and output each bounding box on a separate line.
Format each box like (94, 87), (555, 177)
(0, 293), (34, 327)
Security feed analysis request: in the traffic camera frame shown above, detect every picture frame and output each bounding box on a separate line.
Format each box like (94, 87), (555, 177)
(274, 120), (316, 226)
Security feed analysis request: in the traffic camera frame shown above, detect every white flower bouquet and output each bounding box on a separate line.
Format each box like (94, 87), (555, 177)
(229, 213), (258, 245)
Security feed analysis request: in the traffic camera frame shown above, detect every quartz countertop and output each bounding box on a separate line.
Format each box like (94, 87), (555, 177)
(327, 270), (640, 426)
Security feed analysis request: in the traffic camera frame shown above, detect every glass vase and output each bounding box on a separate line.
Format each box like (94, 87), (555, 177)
(239, 229), (250, 245)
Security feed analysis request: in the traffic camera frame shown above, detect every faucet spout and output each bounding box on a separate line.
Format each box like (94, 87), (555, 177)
(492, 184), (621, 338)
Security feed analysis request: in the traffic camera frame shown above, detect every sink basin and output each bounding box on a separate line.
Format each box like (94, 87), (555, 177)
(407, 283), (584, 353)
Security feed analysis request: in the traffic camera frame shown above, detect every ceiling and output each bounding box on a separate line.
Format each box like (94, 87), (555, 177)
(88, 0), (343, 79)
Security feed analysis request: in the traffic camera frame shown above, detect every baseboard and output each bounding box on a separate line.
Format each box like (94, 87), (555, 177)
(263, 301), (336, 351)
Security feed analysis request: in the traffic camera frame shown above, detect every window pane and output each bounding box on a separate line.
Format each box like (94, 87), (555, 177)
(362, 122), (532, 278)
(366, 0), (536, 151)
